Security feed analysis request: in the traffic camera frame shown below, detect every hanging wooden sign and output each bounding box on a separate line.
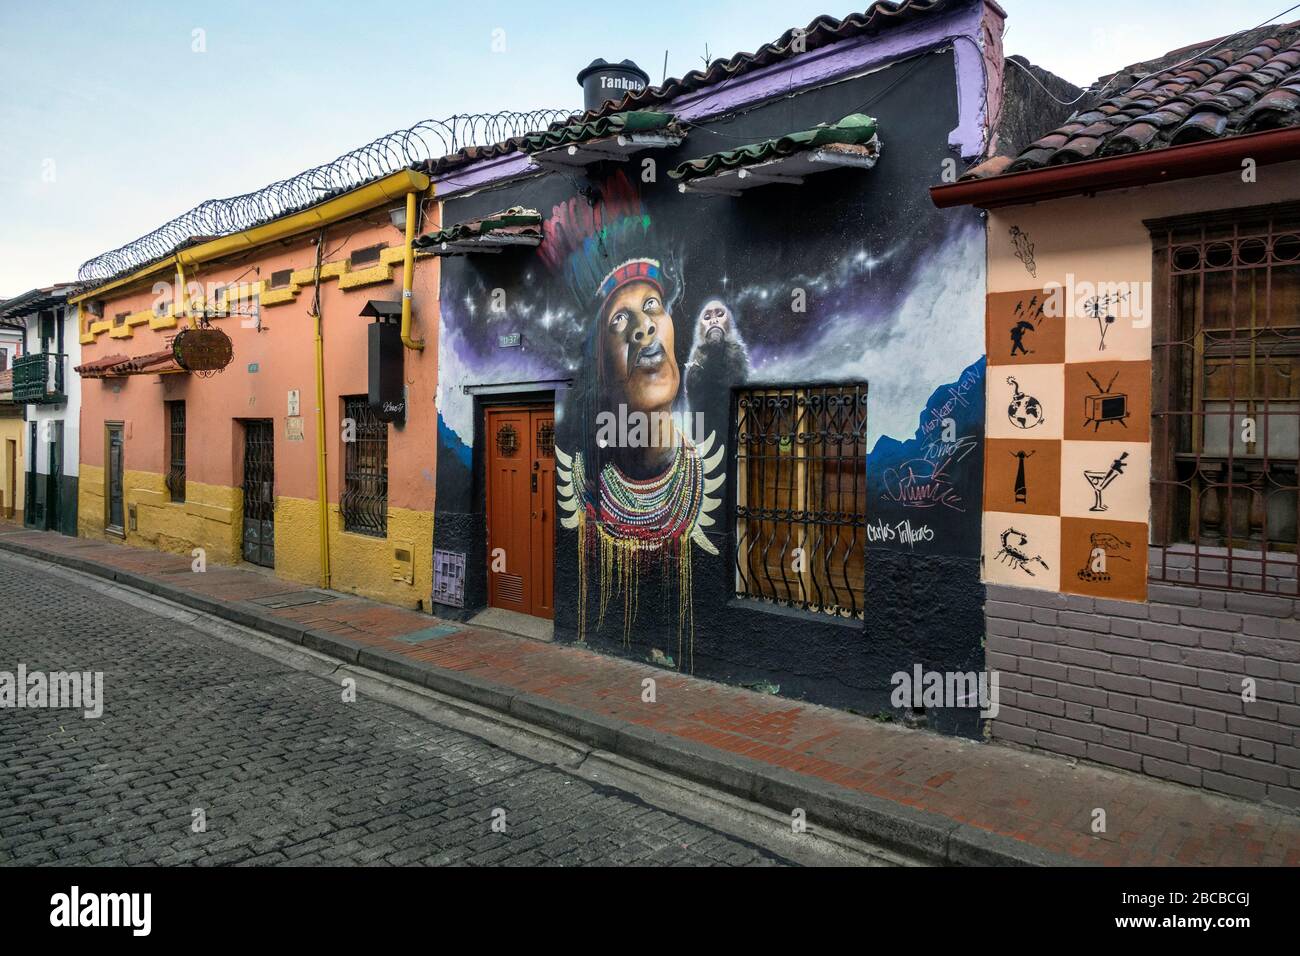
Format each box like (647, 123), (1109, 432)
(172, 326), (234, 373)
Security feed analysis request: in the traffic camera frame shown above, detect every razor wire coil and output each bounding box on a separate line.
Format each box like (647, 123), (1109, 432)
(77, 110), (572, 287)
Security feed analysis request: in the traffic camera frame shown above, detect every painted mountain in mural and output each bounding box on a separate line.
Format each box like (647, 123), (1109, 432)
(867, 357), (986, 558)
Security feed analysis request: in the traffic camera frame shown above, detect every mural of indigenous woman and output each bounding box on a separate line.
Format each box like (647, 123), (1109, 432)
(556, 254), (725, 667)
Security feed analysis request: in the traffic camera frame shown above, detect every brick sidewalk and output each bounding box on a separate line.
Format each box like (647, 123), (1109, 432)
(3, 525), (1298, 866)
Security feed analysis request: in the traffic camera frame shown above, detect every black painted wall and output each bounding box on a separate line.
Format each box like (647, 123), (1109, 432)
(433, 49), (988, 735)
(24, 471), (77, 536)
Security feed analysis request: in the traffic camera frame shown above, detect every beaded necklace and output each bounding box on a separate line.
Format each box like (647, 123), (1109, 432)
(592, 441), (703, 546)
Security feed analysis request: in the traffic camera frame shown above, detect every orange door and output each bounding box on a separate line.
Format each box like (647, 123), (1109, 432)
(486, 406), (555, 618)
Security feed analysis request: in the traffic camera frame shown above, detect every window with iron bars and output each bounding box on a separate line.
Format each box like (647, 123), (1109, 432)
(1149, 201), (1300, 595)
(341, 395), (388, 537)
(732, 383), (868, 619)
(165, 401), (185, 503)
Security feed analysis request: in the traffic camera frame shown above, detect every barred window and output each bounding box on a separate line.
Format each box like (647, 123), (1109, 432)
(165, 401), (186, 503)
(341, 395), (388, 537)
(1150, 202), (1300, 594)
(732, 383), (868, 619)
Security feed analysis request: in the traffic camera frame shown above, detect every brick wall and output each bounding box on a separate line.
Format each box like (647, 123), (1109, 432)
(986, 574), (1300, 810)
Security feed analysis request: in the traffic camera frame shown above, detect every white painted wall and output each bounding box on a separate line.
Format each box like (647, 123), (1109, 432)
(0, 327), (22, 369)
(22, 303), (80, 478)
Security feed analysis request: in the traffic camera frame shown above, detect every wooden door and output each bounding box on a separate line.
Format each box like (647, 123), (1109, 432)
(485, 405), (555, 619)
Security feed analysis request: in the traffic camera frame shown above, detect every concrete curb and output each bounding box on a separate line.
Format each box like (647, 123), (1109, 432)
(0, 534), (1085, 867)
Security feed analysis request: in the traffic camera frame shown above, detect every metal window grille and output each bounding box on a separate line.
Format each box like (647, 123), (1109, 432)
(732, 383), (868, 619)
(341, 395), (388, 537)
(165, 401), (186, 503)
(269, 269), (292, 289)
(240, 420), (275, 567)
(1149, 201), (1300, 595)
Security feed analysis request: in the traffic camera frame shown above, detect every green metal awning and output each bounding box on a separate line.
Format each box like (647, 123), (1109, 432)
(526, 110), (685, 169)
(670, 113), (881, 194)
(526, 110), (676, 150)
(414, 206), (543, 256)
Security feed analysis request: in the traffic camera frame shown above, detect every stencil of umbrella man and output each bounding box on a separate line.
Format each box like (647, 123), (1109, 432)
(1008, 296), (1043, 357)
(1010, 320), (1035, 357)
(1084, 451), (1129, 512)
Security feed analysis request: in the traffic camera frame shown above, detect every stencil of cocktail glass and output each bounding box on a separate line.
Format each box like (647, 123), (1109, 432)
(1083, 451), (1129, 512)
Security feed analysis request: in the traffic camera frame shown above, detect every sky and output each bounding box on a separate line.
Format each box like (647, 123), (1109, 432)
(1, 0), (1295, 296)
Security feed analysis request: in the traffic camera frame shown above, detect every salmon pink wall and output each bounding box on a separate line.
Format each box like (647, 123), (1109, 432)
(78, 207), (440, 512)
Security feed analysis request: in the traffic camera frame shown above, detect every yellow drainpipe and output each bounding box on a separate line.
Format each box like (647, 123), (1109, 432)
(313, 309), (331, 588)
(310, 232), (331, 588)
(175, 261), (188, 320)
(400, 189), (424, 350)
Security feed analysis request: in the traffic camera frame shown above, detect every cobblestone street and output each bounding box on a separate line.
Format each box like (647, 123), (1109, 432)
(0, 555), (788, 866)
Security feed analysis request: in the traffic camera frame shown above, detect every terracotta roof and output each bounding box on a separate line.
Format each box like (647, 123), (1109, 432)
(967, 22), (1300, 180)
(117, 349), (181, 374)
(566, 0), (953, 125)
(0, 284), (74, 321)
(75, 353), (131, 377)
(422, 0), (957, 176)
(75, 350), (181, 378)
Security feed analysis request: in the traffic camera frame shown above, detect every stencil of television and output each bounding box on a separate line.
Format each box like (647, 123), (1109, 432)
(1082, 371), (1129, 431)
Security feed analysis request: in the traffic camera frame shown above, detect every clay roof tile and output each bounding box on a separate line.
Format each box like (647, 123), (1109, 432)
(986, 20), (1300, 180)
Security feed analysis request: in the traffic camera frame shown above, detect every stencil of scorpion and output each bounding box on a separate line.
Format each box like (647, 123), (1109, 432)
(995, 528), (1050, 576)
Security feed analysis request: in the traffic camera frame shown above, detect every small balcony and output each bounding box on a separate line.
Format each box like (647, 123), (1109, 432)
(12, 351), (66, 405)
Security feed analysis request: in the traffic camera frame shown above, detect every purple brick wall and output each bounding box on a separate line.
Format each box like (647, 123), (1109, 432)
(985, 580), (1300, 810)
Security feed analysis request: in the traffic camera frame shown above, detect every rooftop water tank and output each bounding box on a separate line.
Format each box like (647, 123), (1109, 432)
(576, 59), (650, 113)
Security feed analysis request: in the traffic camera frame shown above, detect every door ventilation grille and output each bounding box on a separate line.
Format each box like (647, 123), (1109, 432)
(496, 572), (524, 605)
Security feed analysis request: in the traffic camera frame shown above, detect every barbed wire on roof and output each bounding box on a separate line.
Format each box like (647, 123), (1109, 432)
(76, 109), (574, 289)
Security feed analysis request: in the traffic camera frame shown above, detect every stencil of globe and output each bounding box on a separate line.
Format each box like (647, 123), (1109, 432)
(1008, 394), (1044, 429)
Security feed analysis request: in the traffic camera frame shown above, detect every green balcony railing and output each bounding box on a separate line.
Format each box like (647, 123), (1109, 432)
(12, 351), (65, 404)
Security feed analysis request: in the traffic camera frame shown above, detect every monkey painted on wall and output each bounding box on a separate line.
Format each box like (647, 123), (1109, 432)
(685, 299), (751, 416)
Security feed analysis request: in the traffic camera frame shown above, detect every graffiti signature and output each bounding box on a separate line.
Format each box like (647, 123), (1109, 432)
(921, 367), (981, 437)
(880, 435), (977, 513)
(867, 518), (936, 549)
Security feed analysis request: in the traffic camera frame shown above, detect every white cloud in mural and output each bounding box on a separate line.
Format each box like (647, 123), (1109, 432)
(749, 223), (985, 450)
(436, 311), (474, 440)
(435, 298), (575, 443)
